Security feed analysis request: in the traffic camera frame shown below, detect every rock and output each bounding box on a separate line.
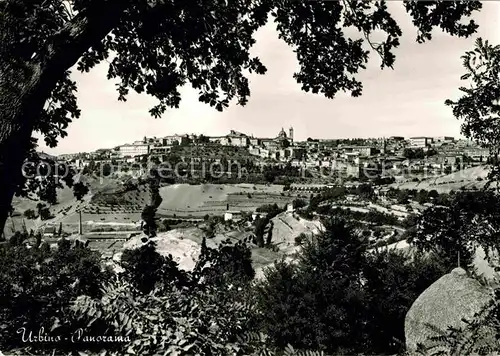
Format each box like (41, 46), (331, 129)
(405, 267), (493, 354)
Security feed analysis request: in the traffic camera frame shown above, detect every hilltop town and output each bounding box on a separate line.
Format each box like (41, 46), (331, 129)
(12, 127), (489, 265)
(56, 128), (488, 183)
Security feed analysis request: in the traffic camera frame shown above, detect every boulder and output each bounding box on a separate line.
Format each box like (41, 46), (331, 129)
(405, 267), (493, 354)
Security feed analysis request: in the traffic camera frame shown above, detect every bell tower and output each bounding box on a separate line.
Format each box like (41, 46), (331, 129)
(289, 127), (294, 142)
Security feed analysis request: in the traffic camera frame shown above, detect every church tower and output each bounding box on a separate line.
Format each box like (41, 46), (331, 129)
(289, 127), (294, 142)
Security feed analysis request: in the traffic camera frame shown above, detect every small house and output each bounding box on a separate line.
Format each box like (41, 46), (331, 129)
(224, 210), (243, 222)
(42, 225), (57, 237)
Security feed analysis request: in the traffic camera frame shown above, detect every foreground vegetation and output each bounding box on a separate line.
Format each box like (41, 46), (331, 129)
(3, 188), (500, 355)
(0, 218), (449, 356)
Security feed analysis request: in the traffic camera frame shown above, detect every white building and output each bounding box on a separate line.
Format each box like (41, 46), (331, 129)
(224, 211), (243, 221)
(225, 130), (249, 147)
(162, 135), (189, 146)
(409, 137), (433, 148)
(118, 143), (150, 158)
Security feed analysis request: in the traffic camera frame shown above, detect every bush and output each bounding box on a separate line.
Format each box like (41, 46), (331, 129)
(292, 199), (307, 210)
(294, 233), (307, 246)
(36, 203), (52, 220)
(121, 241), (189, 294)
(23, 209), (36, 220)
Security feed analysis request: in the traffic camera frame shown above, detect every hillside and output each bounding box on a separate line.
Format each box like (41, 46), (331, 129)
(156, 183), (292, 216)
(391, 165), (490, 192)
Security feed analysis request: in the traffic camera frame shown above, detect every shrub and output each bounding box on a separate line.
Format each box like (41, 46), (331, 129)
(23, 209), (36, 220)
(292, 199), (307, 209)
(121, 241), (189, 294)
(36, 203), (52, 221)
(294, 233), (307, 246)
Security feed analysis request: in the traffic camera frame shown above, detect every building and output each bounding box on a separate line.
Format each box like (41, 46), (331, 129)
(248, 147), (261, 156)
(220, 130), (249, 147)
(341, 145), (378, 157)
(58, 153), (82, 161)
(73, 159), (90, 168)
(434, 136), (455, 143)
(162, 134), (190, 146)
(463, 147), (490, 161)
(208, 136), (225, 144)
(389, 136), (405, 141)
(262, 139), (279, 151)
(249, 137), (261, 146)
(149, 146), (172, 155)
(276, 127), (290, 147)
(409, 137), (433, 148)
(224, 210), (243, 221)
(42, 225), (57, 237)
(118, 143), (150, 158)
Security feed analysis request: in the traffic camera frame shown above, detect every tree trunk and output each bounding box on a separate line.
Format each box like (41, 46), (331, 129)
(0, 63), (48, 234)
(0, 1), (129, 233)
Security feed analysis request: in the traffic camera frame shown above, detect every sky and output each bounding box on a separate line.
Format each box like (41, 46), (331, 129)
(38, 2), (500, 155)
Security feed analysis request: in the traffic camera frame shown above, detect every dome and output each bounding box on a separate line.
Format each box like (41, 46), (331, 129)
(278, 127), (287, 138)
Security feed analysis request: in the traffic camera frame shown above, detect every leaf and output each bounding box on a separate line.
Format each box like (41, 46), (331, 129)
(87, 317), (98, 327)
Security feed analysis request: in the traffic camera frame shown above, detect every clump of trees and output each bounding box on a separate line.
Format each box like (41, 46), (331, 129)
(36, 203), (52, 220)
(255, 218), (448, 355)
(121, 241), (189, 294)
(409, 190), (500, 271)
(0, 211), (482, 356)
(292, 198), (307, 209)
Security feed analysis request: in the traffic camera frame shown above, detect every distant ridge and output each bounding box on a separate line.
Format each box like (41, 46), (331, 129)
(36, 151), (57, 161)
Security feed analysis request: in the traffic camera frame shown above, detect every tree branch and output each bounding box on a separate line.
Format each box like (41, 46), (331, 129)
(41, 0), (130, 80)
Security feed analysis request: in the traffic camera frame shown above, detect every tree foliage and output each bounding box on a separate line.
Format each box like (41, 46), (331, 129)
(256, 218), (368, 354)
(446, 38), (500, 182)
(0, 0), (483, 148)
(255, 218), (447, 355)
(409, 190), (500, 270)
(120, 241), (189, 294)
(140, 205), (157, 238)
(0, 237), (111, 351)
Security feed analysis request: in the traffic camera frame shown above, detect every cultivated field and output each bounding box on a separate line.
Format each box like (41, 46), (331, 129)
(7, 179), (300, 237)
(156, 183), (295, 216)
(391, 165), (490, 192)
